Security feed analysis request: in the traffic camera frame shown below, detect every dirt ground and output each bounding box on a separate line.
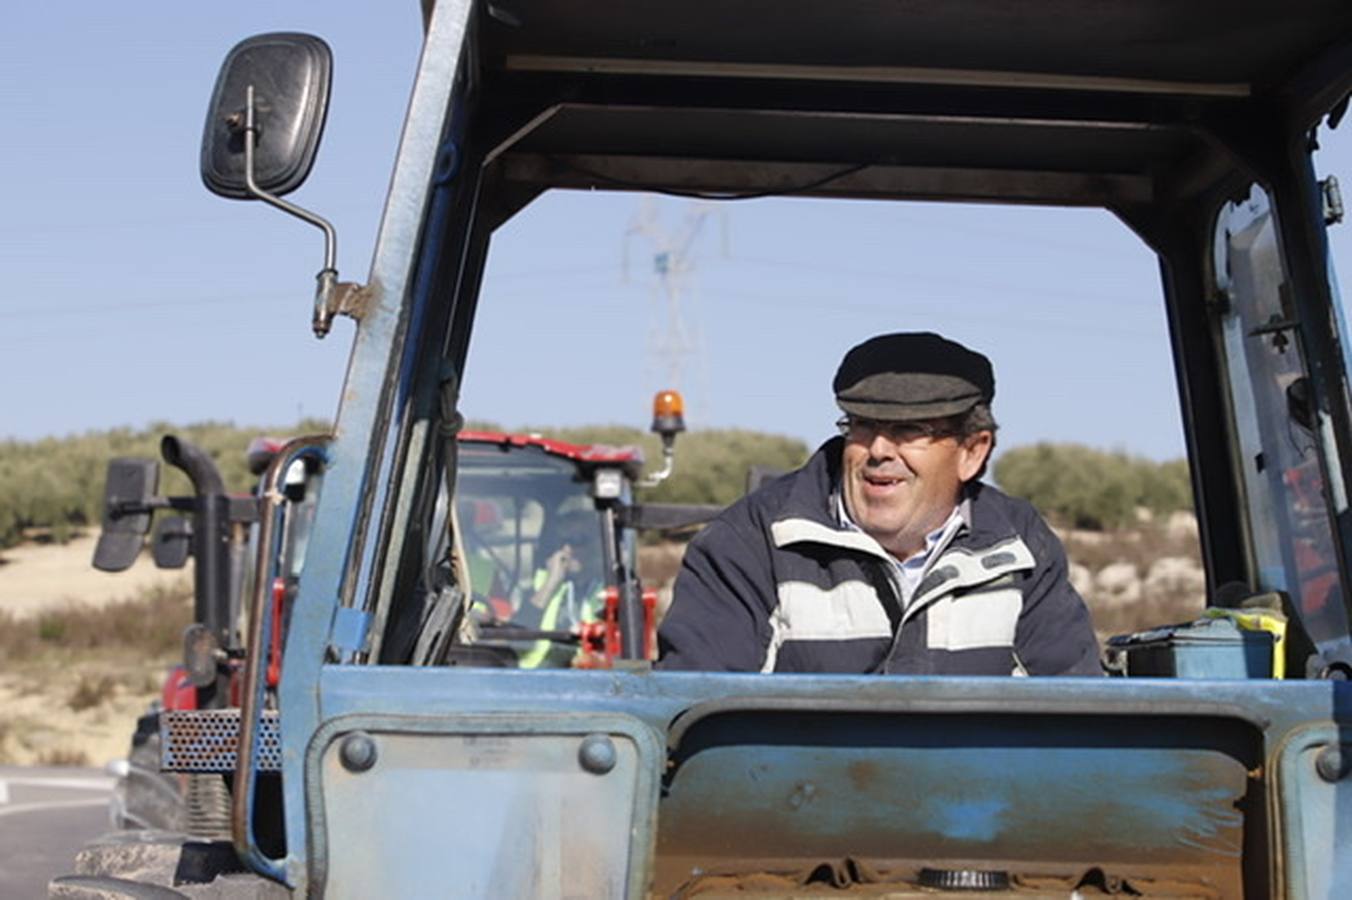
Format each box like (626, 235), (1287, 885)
(0, 524), (1201, 768)
(0, 664), (164, 768)
(0, 536), (188, 767)
(0, 534), (188, 620)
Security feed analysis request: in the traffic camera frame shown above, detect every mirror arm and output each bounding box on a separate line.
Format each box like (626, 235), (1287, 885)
(241, 85), (342, 339)
(108, 496), (196, 518)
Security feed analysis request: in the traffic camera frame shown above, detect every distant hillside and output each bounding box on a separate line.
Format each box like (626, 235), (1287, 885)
(993, 442), (1193, 530)
(0, 421), (331, 549)
(0, 421), (809, 549)
(2, 422), (1193, 551)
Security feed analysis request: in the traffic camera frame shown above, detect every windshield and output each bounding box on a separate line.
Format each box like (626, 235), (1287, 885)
(452, 441), (610, 668)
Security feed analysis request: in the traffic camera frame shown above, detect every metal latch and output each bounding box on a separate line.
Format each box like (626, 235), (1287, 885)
(1322, 175), (1344, 226)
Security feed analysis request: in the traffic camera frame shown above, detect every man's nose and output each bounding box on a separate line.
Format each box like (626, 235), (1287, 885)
(866, 430), (898, 460)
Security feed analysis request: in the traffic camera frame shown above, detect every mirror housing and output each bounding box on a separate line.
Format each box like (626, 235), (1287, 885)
(151, 516), (192, 569)
(92, 458), (159, 572)
(200, 32), (332, 199)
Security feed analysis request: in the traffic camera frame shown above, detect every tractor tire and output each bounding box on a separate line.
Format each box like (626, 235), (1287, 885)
(113, 711), (230, 840)
(47, 831), (288, 899)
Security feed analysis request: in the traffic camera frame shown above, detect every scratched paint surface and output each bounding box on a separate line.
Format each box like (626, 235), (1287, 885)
(306, 667), (1343, 895)
(657, 712), (1251, 889)
(319, 731), (638, 900)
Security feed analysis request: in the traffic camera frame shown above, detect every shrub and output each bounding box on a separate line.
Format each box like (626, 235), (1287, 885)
(993, 443), (1192, 530)
(0, 582), (192, 663)
(68, 673), (119, 712)
(37, 747), (90, 767)
(0, 419), (332, 550)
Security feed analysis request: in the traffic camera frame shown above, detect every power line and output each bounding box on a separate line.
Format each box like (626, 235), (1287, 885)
(708, 286), (1162, 341)
(722, 254), (1157, 310)
(0, 291), (302, 321)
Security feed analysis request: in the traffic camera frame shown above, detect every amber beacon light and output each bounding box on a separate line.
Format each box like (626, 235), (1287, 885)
(650, 389), (686, 438)
(642, 389), (686, 487)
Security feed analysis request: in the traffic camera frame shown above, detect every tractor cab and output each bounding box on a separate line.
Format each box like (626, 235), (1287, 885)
(445, 432), (651, 668)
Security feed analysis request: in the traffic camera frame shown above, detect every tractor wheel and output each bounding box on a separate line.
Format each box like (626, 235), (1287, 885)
(112, 711), (187, 833)
(113, 710), (231, 840)
(47, 831), (288, 899)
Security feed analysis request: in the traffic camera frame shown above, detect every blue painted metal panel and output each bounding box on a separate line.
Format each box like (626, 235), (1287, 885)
(276, 1), (475, 891)
(1276, 723), (1352, 898)
(328, 607), (372, 657)
(655, 712), (1249, 893)
(301, 668), (1350, 895)
(316, 667), (1336, 737)
(309, 713), (660, 899)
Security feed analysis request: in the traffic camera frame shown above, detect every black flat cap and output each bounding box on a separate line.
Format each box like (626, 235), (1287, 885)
(834, 332), (994, 421)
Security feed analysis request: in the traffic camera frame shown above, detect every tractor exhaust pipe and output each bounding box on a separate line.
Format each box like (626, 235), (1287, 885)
(161, 436), (232, 652)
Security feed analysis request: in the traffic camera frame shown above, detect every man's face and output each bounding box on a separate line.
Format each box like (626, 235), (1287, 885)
(839, 416), (993, 561)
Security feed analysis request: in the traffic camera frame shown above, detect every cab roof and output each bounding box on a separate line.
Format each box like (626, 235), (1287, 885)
(459, 430), (645, 477)
(475, 0), (1347, 98)
(426, 1), (1352, 211)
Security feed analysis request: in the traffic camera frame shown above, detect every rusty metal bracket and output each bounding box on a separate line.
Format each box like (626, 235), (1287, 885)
(330, 281), (374, 321)
(313, 280), (374, 338)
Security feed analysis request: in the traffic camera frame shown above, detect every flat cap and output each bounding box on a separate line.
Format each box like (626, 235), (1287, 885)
(833, 332), (994, 421)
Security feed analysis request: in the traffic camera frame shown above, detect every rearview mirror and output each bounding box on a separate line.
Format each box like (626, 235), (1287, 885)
(92, 458), (159, 572)
(151, 516), (192, 569)
(200, 32), (332, 199)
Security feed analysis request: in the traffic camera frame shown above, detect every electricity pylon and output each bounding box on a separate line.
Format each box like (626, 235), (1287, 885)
(624, 199), (719, 412)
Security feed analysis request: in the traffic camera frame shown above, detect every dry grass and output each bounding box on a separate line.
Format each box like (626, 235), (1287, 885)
(68, 673), (119, 712)
(36, 746), (90, 767)
(638, 542), (688, 590)
(0, 582), (192, 664)
(0, 575), (189, 767)
(1086, 589), (1205, 640)
(1062, 523), (1200, 574)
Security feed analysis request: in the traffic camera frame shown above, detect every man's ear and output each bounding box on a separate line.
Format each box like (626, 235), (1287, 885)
(956, 431), (994, 482)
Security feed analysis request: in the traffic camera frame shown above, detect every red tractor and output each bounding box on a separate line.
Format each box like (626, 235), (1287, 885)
(96, 393), (712, 836)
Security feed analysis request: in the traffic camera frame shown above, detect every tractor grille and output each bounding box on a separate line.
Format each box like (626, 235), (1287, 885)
(161, 709), (281, 772)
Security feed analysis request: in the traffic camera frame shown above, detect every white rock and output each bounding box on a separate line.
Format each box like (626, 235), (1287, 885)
(1144, 556), (1205, 598)
(1166, 511), (1199, 542)
(1068, 562), (1095, 600)
(1095, 562), (1141, 605)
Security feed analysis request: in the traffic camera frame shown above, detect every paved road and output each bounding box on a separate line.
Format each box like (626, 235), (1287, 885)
(0, 766), (116, 899)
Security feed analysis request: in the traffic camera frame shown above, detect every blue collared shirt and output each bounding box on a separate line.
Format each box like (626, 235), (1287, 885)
(837, 494), (965, 609)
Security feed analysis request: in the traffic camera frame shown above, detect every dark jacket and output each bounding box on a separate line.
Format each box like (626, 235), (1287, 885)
(658, 438), (1102, 675)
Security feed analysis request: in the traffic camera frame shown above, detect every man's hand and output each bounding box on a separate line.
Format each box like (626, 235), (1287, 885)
(545, 544), (576, 582)
(530, 544), (580, 609)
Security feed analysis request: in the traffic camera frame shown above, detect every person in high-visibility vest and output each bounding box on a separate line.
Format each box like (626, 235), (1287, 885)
(515, 511), (605, 668)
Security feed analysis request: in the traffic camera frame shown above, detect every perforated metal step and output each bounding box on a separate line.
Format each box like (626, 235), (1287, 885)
(160, 709), (281, 773)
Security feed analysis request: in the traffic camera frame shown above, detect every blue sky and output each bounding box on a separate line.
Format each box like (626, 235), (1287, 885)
(4, 4), (1352, 463)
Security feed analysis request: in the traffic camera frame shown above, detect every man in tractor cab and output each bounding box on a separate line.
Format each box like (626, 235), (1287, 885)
(659, 331), (1102, 676)
(513, 509), (607, 667)
(460, 490), (608, 668)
